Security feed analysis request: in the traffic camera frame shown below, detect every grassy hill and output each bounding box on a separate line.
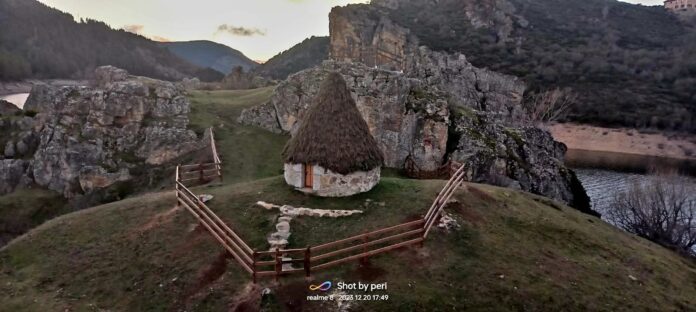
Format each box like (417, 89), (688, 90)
(0, 87), (695, 311)
(161, 41), (258, 74)
(1, 177), (695, 311)
(0, 87), (280, 249)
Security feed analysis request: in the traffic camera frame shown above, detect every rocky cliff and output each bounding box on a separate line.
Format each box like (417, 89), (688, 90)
(239, 5), (594, 214)
(0, 66), (202, 199)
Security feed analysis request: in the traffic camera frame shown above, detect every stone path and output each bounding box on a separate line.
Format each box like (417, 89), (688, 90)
(255, 201), (363, 251)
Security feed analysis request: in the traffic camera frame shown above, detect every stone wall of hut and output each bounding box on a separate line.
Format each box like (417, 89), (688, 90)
(284, 163), (380, 197)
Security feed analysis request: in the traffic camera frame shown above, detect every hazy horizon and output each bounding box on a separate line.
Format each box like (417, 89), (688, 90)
(37, 0), (665, 62)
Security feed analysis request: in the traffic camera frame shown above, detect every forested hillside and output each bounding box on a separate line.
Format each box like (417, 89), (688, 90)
(374, 0), (696, 132)
(0, 0), (221, 81)
(253, 36), (329, 80)
(161, 40), (257, 74)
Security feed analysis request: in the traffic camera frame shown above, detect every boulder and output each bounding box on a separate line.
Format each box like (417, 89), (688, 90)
(94, 65), (129, 88)
(0, 100), (20, 116)
(450, 112), (593, 214)
(78, 166), (131, 193)
(0, 159), (30, 195)
(3, 141), (15, 158)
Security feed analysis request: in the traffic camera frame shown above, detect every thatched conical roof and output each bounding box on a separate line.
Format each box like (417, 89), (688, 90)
(282, 72), (384, 175)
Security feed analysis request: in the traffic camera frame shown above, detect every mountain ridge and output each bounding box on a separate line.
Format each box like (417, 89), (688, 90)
(161, 40), (258, 74)
(0, 0), (222, 82)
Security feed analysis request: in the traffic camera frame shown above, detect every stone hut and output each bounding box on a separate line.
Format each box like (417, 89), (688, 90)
(282, 72), (384, 197)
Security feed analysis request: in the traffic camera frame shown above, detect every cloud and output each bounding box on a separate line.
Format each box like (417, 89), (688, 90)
(150, 36), (171, 42)
(215, 24), (266, 37)
(122, 24), (144, 35)
(121, 24), (170, 42)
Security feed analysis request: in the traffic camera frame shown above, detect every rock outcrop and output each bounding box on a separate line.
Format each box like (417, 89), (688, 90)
(239, 5), (593, 213)
(0, 66), (202, 198)
(0, 100), (20, 116)
(221, 66), (273, 90)
(0, 159), (31, 194)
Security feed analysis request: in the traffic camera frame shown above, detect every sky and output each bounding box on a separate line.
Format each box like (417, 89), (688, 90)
(37, 0), (662, 62)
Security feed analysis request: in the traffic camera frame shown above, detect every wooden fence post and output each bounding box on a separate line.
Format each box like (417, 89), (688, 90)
(198, 163), (204, 183)
(175, 165), (180, 207)
(274, 247), (281, 282)
(304, 247), (311, 278)
(252, 250), (258, 284)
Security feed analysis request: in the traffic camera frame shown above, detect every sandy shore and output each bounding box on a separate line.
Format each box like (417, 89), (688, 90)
(549, 123), (696, 160)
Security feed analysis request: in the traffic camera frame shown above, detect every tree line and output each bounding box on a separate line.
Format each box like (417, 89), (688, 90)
(384, 0), (696, 133)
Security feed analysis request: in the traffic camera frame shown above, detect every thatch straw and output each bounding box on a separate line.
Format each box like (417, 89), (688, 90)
(282, 72), (384, 174)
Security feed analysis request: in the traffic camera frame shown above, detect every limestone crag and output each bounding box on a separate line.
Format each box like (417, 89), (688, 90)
(451, 111), (593, 214)
(0, 159), (31, 194)
(0, 66), (202, 198)
(239, 5), (593, 213)
(241, 61), (450, 170)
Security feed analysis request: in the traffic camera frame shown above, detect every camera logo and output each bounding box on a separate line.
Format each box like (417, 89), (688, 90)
(308, 281), (332, 291)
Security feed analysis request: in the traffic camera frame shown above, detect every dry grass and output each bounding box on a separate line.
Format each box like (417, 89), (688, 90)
(1, 178), (695, 311)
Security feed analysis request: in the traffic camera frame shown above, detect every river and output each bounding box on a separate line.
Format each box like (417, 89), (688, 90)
(566, 149), (696, 215)
(0, 93), (30, 109)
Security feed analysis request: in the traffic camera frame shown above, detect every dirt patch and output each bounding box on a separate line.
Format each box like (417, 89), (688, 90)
(448, 201), (485, 226)
(129, 206), (181, 238)
(468, 186), (497, 203)
(274, 281), (310, 312)
(351, 261), (387, 282)
(170, 223), (211, 257)
(180, 251), (231, 305)
(395, 244), (431, 269)
(537, 250), (580, 284)
(228, 283), (263, 312)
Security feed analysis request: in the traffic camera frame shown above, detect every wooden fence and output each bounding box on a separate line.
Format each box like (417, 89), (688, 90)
(174, 128), (468, 282)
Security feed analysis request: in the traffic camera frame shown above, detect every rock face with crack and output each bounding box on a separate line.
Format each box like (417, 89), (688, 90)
(239, 5), (594, 214)
(0, 66), (203, 198)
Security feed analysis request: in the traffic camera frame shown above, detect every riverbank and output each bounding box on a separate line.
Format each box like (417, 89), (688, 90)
(549, 123), (696, 160)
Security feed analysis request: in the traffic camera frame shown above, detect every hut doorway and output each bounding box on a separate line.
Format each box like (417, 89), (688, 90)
(304, 164), (313, 188)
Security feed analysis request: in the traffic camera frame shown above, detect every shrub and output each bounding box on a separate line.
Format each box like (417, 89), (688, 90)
(608, 175), (696, 256)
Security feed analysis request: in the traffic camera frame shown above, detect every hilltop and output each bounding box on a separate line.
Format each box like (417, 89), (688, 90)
(161, 40), (258, 74)
(1, 86), (695, 311)
(1, 176), (695, 311)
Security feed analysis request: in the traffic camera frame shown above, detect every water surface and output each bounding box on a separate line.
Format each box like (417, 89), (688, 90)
(0, 93), (30, 109)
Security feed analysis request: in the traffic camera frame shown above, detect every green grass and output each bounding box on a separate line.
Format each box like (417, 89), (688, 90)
(0, 88), (281, 249)
(1, 177), (694, 311)
(0, 189), (69, 247)
(1, 89), (695, 311)
(186, 88), (289, 184)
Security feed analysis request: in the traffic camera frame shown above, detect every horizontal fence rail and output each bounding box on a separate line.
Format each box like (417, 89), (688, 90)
(174, 128), (467, 282)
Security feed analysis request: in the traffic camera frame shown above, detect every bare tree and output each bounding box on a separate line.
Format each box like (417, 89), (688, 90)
(524, 88), (576, 126)
(608, 175), (696, 256)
